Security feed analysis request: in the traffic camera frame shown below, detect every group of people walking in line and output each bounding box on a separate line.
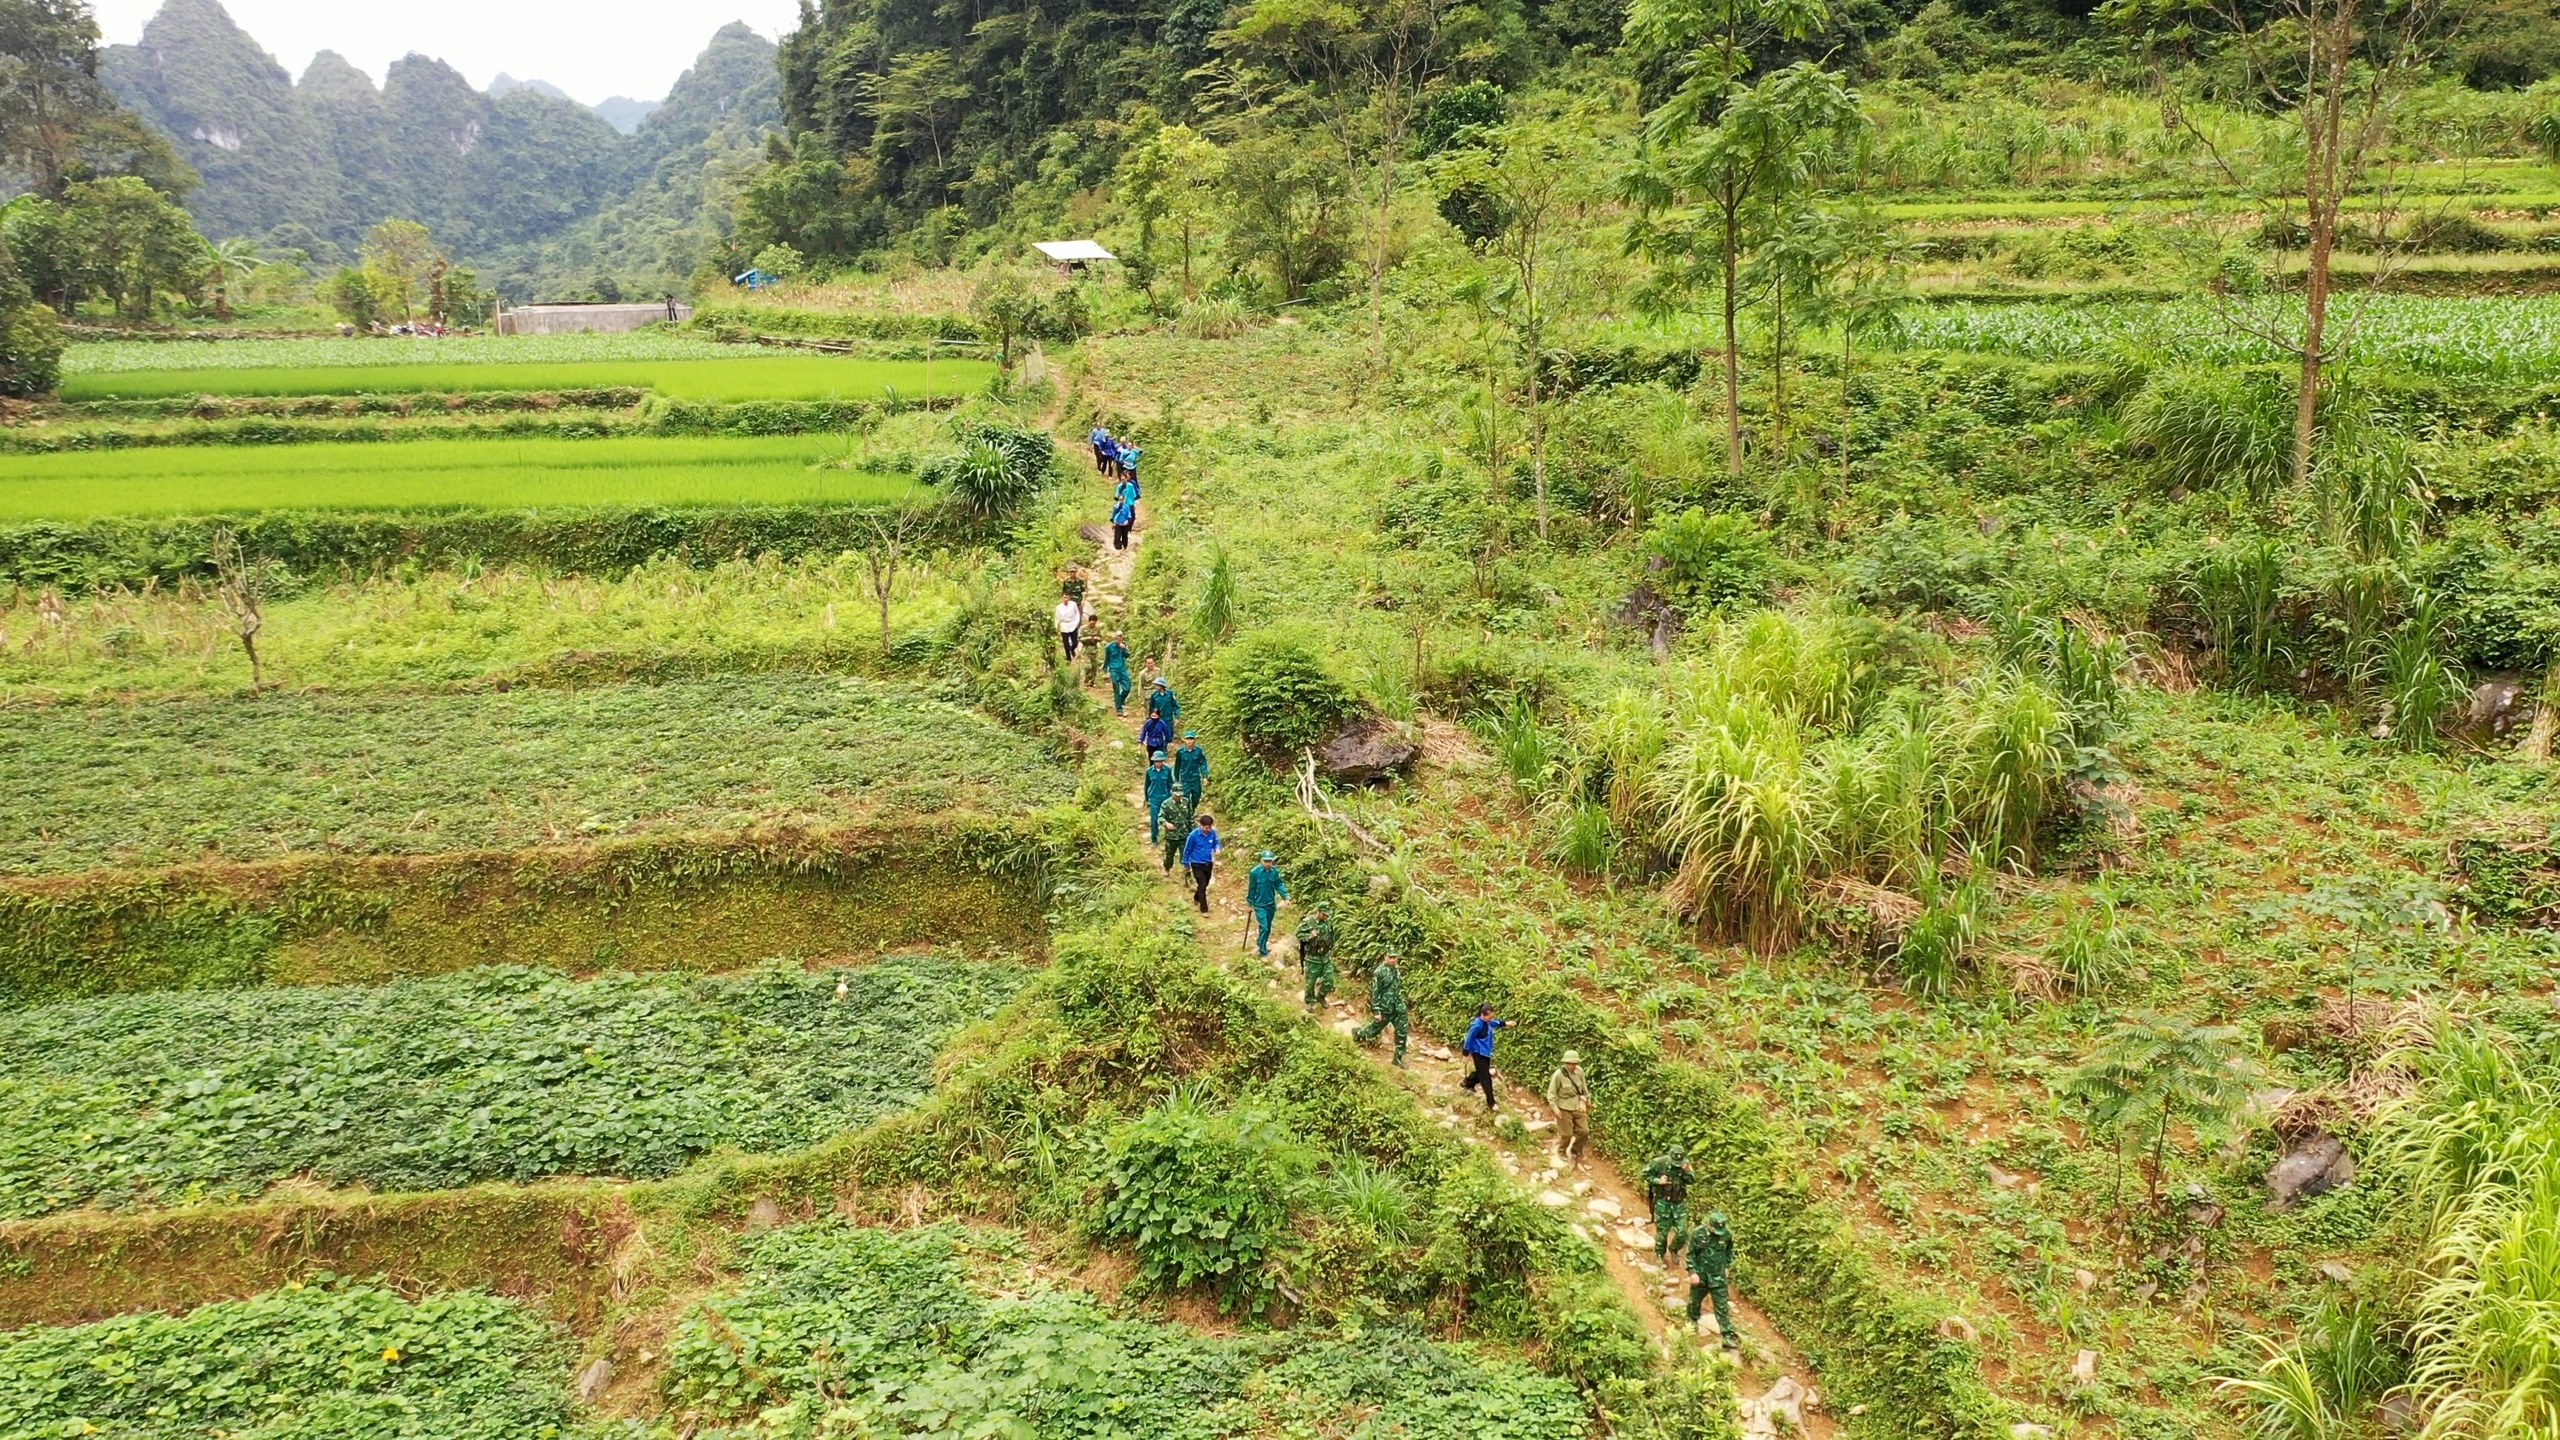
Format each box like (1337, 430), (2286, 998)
(1083, 421), (1745, 1352)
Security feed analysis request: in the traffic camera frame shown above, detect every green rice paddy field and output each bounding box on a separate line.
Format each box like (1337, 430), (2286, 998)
(59, 336), (993, 402)
(0, 434), (918, 519)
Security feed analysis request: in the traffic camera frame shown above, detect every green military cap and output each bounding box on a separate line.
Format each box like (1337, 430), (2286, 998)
(1706, 1211), (1729, 1227)
(1184, 730), (1198, 739)
(1668, 1144), (1686, 1161)
(1150, 750), (1167, 760)
(1259, 849), (1276, 860)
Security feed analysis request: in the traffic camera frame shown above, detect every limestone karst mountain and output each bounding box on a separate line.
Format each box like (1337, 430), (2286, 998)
(99, 0), (779, 295)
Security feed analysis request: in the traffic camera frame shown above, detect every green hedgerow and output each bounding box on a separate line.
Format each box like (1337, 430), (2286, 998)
(1210, 627), (1366, 757)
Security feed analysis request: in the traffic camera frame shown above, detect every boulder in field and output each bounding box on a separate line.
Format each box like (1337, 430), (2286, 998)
(1317, 715), (1417, 782)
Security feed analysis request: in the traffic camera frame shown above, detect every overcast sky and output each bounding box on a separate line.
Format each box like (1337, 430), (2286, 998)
(92, 0), (803, 106)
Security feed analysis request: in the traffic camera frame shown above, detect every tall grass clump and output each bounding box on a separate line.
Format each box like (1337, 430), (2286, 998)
(2121, 366), (2294, 500)
(2225, 1035), (2560, 1437)
(1555, 608), (2085, 957)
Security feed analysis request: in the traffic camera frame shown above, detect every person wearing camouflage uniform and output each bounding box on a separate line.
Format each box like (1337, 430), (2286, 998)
(1684, 1211), (1739, 1351)
(1641, 1145), (1696, 1271)
(1351, 953), (1409, 1065)
(1156, 788), (1196, 872)
(1295, 906), (1337, 1010)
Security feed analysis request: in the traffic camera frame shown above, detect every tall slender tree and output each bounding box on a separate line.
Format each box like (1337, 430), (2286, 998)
(1623, 61), (1865, 476)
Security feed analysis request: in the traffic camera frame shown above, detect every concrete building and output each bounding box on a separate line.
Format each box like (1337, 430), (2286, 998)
(496, 300), (694, 335)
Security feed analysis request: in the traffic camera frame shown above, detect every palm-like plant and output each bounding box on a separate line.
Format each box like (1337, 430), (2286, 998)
(203, 237), (260, 321)
(2066, 1009), (2259, 1211)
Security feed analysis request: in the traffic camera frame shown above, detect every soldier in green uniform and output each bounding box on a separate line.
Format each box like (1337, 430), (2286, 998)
(1685, 1211), (1739, 1351)
(1351, 952), (1409, 1065)
(1641, 1145), (1695, 1271)
(1157, 788), (1196, 872)
(1295, 906), (1337, 1009)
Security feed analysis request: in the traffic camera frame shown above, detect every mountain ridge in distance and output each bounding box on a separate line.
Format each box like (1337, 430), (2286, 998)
(100, 0), (775, 297)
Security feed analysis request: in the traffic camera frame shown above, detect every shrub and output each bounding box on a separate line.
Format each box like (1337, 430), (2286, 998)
(1093, 1090), (1309, 1311)
(1211, 628), (1367, 756)
(1645, 507), (1777, 612)
(923, 422), (1053, 521)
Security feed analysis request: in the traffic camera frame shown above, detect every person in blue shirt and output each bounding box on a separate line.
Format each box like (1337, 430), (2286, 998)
(1115, 471), (1141, 508)
(1090, 424), (1113, 474)
(1140, 709), (1173, 758)
(1110, 489), (1136, 551)
(1119, 446), (1141, 490)
(1173, 731), (1209, 806)
(1460, 1005), (1513, 1111)
(1143, 750), (1175, 843)
(1147, 677), (1180, 729)
(1111, 439), (1134, 482)
(1103, 632), (1133, 713)
(1243, 850), (1289, 956)
(1180, 812), (1221, 913)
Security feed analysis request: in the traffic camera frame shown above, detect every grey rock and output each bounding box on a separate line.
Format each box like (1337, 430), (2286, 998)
(746, 1195), (785, 1231)
(1317, 715), (1417, 783)
(575, 1356), (614, 1403)
(2267, 1131), (2356, 1210)
(2469, 679), (2526, 738)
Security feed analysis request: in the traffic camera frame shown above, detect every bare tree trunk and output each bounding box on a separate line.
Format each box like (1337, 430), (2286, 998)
(2292, 0), (2349, 488)
(1529, 347), (1549, 542)
(1722, 192), (1744, 476)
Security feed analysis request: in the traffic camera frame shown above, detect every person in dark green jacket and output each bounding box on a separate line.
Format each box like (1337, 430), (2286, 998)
(1351, 953), (1409, 1065)
(1104, 633), (1133, 714)
(1173, 732), (1208, 805)
(1147, 678), (1180, 728)
(1156, 789), (1196, 872)
(1142, 751), (1174, 843)
(1243, 850), (1288, 956)
(1295, 907), (1336, 1009)
(1685, 1211), (1739, 1351)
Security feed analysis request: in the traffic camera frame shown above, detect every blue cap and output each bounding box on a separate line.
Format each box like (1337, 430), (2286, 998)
(1259, 849), (1276, 860)
(1183, 731), (1197, 739)
(1150, 750), (1166, 760)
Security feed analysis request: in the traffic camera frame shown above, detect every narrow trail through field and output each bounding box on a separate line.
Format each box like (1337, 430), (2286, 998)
(1046, 411), (1831, 1433)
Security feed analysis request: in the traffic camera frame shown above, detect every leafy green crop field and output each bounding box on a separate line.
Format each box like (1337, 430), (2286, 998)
(59, 334), (996, 402)
(1893, 294), (2560, 372)
(0, 675), (1073, 874)
(0, 956), (1024, 1215)
(669, 1222), (1589, 1439)
(0, 434), (921, 520)
(0, 1281), (579, 1439)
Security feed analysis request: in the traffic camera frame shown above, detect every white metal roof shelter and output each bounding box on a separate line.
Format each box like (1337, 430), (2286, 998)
(1033, 240), (1116, 263)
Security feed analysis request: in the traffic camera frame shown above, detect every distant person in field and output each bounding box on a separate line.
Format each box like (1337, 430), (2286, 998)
(1686, 1212), (1740, 1352)
(1244, 850), (1289, 956)
(1157, 788), (1195, 872)
(1173, 731), (1209, 807)
(1119, 445), (1142, 492)
(1090, 423), (1113, 473)
(1460, 1005), (1511, 1111)
(1643, 1145), (1696, 1274)
(1053, 588), (1085, 663)
(1295, 905), (1336, 1009)
(1352, 953), (1409, 1066)
(1143, 750), (1175, 843)
(1110, 488), (1136, 550)
(1181, 811), (1221, 912)
(1546, 1051), (1592, 1164)
(1104, 631), (1133, 713)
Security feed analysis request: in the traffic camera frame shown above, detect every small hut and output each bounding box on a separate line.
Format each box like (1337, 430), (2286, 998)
(1033, 240), (1116, 277)
(496, 299), (693, 336)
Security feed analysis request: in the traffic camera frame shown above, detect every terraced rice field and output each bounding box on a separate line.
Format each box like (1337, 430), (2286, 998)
(61, 335), (993, 403)
(0, 434), (919, 519)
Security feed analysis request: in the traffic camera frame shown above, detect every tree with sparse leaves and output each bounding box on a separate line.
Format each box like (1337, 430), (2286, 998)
(2067, 1010), (2259, 1211)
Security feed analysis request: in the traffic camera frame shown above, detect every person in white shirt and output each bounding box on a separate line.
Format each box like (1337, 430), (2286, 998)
(1053, 590), (1085, 662)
